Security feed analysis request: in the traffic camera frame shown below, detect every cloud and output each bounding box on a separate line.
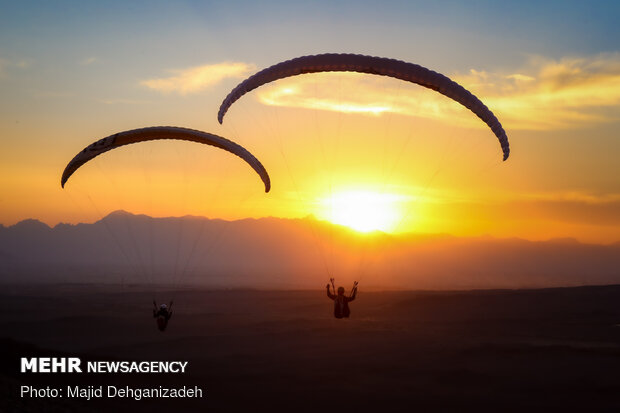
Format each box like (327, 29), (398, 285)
(520, 198), (620, 226)
(492, 191), (620, 226)
(254, 53), (620, 131)
(432, 191), (620, 227)
(258, 77), (393, 116)
(518, 191), (620, 205)
(33, 91), (75, 99)
(0, 57), (31, 78)
(257, 72), (474, 126)
(79, 57), (97, 66)
(98, 98), (153, 105)
(453, 53), (620, 130)
(141, 62), (256, 95)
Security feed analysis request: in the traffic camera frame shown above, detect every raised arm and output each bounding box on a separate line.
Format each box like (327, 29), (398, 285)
(348, 283), (358, 302)
(326, 284), (336, 300)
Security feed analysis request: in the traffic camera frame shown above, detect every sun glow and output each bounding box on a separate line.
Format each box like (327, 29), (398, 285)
(318, 190), (406, 233)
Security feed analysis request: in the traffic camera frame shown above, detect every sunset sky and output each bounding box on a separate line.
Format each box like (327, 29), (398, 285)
(1, 0), (619, 244)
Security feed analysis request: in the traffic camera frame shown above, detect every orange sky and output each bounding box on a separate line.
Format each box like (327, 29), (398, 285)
(1, 3), (619, 245)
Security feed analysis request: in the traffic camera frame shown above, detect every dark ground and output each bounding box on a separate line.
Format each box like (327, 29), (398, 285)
(3, 284), (620, 412)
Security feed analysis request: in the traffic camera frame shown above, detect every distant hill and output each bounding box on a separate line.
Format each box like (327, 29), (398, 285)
(1, 211), (619, 289)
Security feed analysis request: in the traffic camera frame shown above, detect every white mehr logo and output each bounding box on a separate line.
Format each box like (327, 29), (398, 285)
(21, 357), (82, 373)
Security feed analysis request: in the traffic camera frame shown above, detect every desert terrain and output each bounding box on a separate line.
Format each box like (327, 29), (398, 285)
(3, 284), (620, 412)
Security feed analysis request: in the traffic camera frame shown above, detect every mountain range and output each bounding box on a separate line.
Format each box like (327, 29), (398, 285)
(1, 210), (618, 289)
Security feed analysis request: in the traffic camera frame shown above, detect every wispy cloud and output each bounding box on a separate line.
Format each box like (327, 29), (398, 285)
(255, 53), (620, 131)
(410, 190), (620, 237)
(517, 191), (620, 205)
(33, 91), (75, 99)
(425, 189), (620, 207)
(79, 57), (98, 66)
(141, 62), (256, 95)
(0, 57), (31, 78)
(453, 53), (620, 130)
(98, 98), (153, 105)
(482, 196), (620, 227)
(257, 72), (465, 124)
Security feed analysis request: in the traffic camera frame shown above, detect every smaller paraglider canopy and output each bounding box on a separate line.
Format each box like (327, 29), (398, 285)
(61, 126), (271, 192)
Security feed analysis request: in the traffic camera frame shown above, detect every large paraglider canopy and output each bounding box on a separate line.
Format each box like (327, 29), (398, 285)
(218, 53), (510, 161)
(61, 126), (271, 192)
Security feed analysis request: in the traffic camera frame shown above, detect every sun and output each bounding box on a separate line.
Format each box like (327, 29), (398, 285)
(318, 190), (405, 233)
